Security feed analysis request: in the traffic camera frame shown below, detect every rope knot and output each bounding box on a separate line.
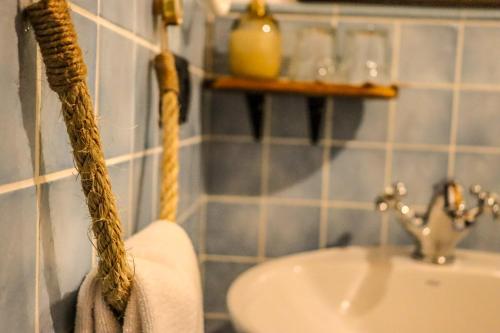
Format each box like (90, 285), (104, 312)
(154, 52), (180, 94)
(26, 0), (87, 93)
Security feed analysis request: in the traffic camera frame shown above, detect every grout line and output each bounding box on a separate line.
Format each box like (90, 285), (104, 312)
(177, 196), (204, 224)
(319, 98), (333, 248)
(447, 22), (465, 177)
(69, 2), (160, 53)
(381, 21), (401, 245)
(127, 39), (138, 235)
(257, 96), (272, 260)
(207, 194), (376, 210)
(198, 196), (207, 291)
(34, 41), (42, 333)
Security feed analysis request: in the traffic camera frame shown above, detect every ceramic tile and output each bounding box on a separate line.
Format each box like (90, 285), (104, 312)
(332, 98), (388, 142)
(101, 0), (135, 31)
(388, 215), (416, 245)
(0, 188), (36, 332)
(329, 148), (385, 202)
(40, 13), (97, 174)
(266, 204), (320, 257)
(204, 261), (253, 312)
(271, 94), (313, 139)
(0, 4), (37, 183)
(267, 144), (323, 199)
(392, 150), (448, 205)
(207, 91), (253, 136)
(179, 144), (203, 215)
(99, 28), (135, 158)
(206, 202), (259, 256)
(72, 0), (98, 14)
(459, 217), (500, 252)
(135, 0), (156, 42)
(338, 4), (462, 19)
(134, 46), (159, 152)
(394, 88), (452, 145)
(180, 208), (201, 253)
(279, 18), (333, 59)
(39, 177), (92, 331)
(327, 208), (382, 247)
(130, 155), (155, 234)
(454, 153), (500, 202)
(462, 26), (500, 85)
(457, 91), (500, 147)
(108, 161), (131, 235)
(204, 141), (262, 196)
(399, 24), (457, 83)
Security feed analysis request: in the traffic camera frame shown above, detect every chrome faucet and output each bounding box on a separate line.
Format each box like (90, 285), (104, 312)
(375, 180), (499, 264)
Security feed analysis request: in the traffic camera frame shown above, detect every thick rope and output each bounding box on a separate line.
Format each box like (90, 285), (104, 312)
(25, 0), (132, 316)
(154, 52), (180, 222)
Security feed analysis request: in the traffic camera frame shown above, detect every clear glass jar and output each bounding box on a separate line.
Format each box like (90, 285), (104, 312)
(229, 0), (282, 79)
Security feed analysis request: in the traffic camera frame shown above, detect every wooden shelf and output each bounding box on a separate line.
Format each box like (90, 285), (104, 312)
(204, 76), (398, 144)
(205, 76), (398, 99)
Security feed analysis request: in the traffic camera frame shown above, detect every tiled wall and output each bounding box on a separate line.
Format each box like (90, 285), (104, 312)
(202, 5), (500, 332)
(0, 0), (205, 331)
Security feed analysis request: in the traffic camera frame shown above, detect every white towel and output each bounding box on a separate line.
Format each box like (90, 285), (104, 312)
(74, 221), (204, 333)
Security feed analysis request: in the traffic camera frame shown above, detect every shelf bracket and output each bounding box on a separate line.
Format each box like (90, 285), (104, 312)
(245, 93), (265, 141)
(307, 97), (326, 144)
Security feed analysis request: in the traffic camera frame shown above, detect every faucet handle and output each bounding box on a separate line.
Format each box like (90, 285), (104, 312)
(469, 185), (500, 219)
(376, 182), (407, 212)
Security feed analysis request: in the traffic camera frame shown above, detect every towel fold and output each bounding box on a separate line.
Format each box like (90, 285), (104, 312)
(75, 221), (204, 333)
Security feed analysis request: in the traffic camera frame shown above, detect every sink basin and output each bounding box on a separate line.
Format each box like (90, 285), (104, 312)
(227, 246), (500, 333)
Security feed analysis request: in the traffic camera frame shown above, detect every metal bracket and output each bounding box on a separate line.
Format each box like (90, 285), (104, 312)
(307, 97), (326, 144)
(154, 0), (183, 25)
(245, 93), (265, 141)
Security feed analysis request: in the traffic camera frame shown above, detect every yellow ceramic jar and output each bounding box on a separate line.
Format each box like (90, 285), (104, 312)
(229, 0), (282, 80)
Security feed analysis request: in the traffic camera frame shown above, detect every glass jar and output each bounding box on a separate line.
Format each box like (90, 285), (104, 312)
(229, 0), (282, 80)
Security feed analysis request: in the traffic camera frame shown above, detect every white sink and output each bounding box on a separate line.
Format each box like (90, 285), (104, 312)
(227, 246), (500, 333)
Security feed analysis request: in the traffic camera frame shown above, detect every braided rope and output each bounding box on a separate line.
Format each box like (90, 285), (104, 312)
(154, 53), (180, 222)
(26, 0), (132, 316)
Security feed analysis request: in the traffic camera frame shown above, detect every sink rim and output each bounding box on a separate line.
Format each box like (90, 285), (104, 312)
(227, 246), (500, 333)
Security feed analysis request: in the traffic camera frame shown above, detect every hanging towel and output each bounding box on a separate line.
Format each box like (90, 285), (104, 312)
(75, 221), (204, 333)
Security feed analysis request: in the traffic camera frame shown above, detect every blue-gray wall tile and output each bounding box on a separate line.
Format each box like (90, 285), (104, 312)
(131, 155), (155, 234)
(205, 141), (262, 196)
(0, 188), (36, 333)
(329, 148), (385, 202)
(327, 208), (381, 247)
(134, 46), (159, 152)
(279, 18), (333, 59)
(204, 261), (253, 312)
(39, 177), (92, 331)
(394, 89), (452, 145)
(338, 4), (461, 19)
(0, 4), (37, 183)
(180, 209), (201, 253)
(399, 24), (457, 83)
(101, 0), (135, 31)
(268, 144), (323, 199)
(99, 28), (135, 158)
(72, 0), (98, 14)
(392, 150), (448, 205)
(271, 95), (312, 139)
(179, 144), (203, 215)
(41, 13), (97, 174)
(459, 217), (500, 252)
(266, 204), (320, 257)
(332, 98), (388, 142)
(208, 92), (253, 136)
(206, 202), (259, 256)
(388, 215), (415, 245)
(462, 26), (500, 85)
(108, 161), (131, 235)
(135, 0), (156, 42)
(457, 91), (500, 147)
(455, 153), (500, 201)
